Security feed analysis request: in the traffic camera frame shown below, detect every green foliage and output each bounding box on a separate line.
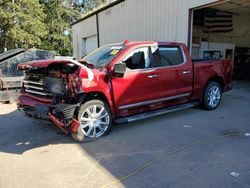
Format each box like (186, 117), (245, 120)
(0, 0), (46, 51)
(0, 0), (107, 55)
(39, 0), (81, 56)
(77, 0), (107, 14)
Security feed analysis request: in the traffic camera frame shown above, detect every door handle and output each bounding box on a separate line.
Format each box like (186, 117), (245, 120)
(148, 75), (158, 78)
(182, 70), (191, 75)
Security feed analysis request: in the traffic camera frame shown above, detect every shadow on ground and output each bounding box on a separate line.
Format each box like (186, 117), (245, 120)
(0, 109), (75, 154)
(0, 81), (250, 188)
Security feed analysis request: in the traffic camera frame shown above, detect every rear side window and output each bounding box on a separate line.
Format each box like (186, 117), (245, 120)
(151, 46), (184, 67)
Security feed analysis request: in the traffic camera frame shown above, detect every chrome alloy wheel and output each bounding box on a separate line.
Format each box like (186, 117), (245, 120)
(207, 85), (221, 108)
(80, 105), (110, 138)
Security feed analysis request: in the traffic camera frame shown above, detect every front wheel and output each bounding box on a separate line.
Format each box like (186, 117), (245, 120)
(202, 81), (222, 110)
(71, 99), (113, 142)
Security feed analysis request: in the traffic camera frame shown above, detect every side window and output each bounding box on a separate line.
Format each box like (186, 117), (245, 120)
(123, 47), (150, 70)
(151, 46), (184, 67)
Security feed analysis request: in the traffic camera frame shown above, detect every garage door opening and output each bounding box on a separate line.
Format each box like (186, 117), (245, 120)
(190, 0), (250, 80)
(81, 35), (98, 58)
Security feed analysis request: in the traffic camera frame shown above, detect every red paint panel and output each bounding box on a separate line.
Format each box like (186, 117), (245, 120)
(111, 69), (159, 114)
(17, 59), (71, 70)
(70, 119), (80, 133)
(17, 95), (52, 107)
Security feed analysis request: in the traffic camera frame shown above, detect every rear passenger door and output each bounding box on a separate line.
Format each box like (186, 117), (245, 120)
(150, 45), (193, 101)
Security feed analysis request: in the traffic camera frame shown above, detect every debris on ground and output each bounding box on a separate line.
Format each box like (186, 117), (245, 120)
(183, 125), (192, 128)
(230, 172), (240, 178)
(245, 133), (250, 137)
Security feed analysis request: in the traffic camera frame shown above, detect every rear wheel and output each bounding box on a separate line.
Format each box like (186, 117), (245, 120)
(71, 99), (112, 142)
(203, 81), (222, 110)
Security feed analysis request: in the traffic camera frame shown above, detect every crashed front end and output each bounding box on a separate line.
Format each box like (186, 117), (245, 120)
(17, 59), (93, 134)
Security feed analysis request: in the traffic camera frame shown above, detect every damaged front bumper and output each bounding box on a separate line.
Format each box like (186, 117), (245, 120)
(17, 94), (79, 134)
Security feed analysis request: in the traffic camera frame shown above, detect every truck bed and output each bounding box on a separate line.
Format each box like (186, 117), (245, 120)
(193, 59), (233, 99)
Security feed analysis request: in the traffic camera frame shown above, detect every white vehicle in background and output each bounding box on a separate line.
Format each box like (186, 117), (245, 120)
(54, 56), (74, 60)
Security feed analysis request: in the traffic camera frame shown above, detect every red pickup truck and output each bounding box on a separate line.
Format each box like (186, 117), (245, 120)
(17, 41), (233, 142)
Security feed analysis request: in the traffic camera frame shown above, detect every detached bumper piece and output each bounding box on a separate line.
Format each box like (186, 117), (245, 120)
(48, 112), (69, 134)
(18, 101), (80, 134)
(49, 103), (80, 134)
(21, 104), (51, 120)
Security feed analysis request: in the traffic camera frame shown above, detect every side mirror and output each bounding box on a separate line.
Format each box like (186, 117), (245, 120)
(114, 63), (126, 74)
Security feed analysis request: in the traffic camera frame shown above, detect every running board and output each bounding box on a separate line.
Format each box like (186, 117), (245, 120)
(115, 102), (198, 124)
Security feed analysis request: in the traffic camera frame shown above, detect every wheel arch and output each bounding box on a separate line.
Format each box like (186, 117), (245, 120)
(72, 96), (114, 142)
(205, 76), (225, 93)
(200, 76), (224, 104)
(202, 77), (223, 110)
(77, 91), (115, 117)
(85, 92), (109, 104)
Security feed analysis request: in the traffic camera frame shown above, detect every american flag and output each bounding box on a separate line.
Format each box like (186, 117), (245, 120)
(204, 8), (233, 33)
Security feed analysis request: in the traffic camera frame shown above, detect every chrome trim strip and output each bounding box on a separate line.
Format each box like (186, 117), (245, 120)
(127, 103), (194, 122)
(25, 89), (52, 96)
(115, 102), (198, 124)
(23, 80), (43, 85)
(119, 93), (190, 110)
(24, 84), (44, 90)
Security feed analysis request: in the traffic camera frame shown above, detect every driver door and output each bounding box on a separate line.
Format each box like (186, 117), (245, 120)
(111, 47), (159, 116)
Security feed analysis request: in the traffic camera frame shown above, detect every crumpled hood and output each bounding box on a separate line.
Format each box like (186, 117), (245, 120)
(18, 59), (94, 81)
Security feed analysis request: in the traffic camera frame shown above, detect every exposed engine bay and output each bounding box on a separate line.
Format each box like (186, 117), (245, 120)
(21, 63), (83, 133)
(23, 63), (80, 102)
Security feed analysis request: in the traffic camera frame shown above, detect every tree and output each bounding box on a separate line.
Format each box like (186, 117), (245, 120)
(0, 0), (108, 55)
(76, 0), (107, 14)
(39, 0), (81, 56)
(0, 0), (46, 52)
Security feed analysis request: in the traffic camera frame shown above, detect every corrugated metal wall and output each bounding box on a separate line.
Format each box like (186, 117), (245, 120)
(72, 15), (97, 59)
(98, 0), (187, 45)
(72, 0), (219, 59)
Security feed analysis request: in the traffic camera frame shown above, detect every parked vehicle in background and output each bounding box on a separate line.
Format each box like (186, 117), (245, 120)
(0, 48), (54, 102)
(17, 41), (233, 142)
(54, 56), (74, 60)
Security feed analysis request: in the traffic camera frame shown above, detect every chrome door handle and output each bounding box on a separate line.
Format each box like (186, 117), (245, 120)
(183, 70), (191, 75)
(148, 75), (158, 78)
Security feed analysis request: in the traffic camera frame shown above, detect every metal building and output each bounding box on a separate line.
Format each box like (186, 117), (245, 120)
(72, 0), (216, 59)
(72, 0), (250, 77)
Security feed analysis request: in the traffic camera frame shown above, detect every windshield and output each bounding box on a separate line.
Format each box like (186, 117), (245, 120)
(81, 44), (123, 68)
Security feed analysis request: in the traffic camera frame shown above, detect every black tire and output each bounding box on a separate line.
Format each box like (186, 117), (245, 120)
(202, 81), (222, 110)
(71, 99), (113, 142)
